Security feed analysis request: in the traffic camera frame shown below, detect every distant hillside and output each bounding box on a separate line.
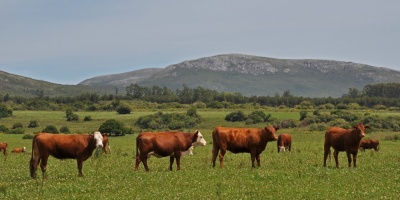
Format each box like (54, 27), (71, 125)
(2, 54), (400, 98)
(79, 54), (400, 97)
(0, 71), (107, 97)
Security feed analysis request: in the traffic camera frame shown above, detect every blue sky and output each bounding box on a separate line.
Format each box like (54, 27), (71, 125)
(1, 0), (399, 85)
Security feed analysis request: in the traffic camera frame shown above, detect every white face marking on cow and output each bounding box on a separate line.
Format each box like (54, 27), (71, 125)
(192, 131), (207, 147)
(23, 147), (26, 152)
(279, 146), (286, 152)
(93, 131), (104, 148)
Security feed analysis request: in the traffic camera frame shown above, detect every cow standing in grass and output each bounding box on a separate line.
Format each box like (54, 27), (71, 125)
(323, 123), (369, 168)
(30, 132), (104, 178)
(359, 139), (379, 151)
(0, 142), (7, 156)
(277, 133), (292, 153)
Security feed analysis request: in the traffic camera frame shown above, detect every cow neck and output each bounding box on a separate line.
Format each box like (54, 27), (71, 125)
(85, 135), (97, 153)
(186, 133), (196, 149)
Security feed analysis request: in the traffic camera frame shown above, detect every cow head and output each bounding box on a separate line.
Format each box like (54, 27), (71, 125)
(264, 126), (279, 141)
(278, 146), (286, 152)
(22, 147), (26, 152)
(93, 131), (104, 148)
(192, 130), (207, 146)
(353, 123), (369, 139)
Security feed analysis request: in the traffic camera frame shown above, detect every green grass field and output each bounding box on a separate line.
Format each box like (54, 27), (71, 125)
(0, 111), (399, 199)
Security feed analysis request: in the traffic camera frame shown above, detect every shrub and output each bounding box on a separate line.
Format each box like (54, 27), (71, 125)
(225, 111), (247, 122)
(59, 126), (70, 133)
(28, 120), (39, 128)
(67, 114), (79, 121)
(7, 128), (25, 134)
(299, 111), (308, 121)
(277, 119), (298, 128)
(0, 125), (9, 133)
(84, 116), (92, 121)
(42, 125), (59, 134)
(207, 101), (224, 109)
(12, 123), (23, 129)
(0, 104), (12, 118)
(22, 134), (35, 139)
(116, 105), (131, 114)
(99, 119), (128, 136)
(86, 105), (97, 111)
(308, 123), (328, 131)
(65, 108), (74, 118)
(135, 111), (202, 130)
(186, 107), (198, 118)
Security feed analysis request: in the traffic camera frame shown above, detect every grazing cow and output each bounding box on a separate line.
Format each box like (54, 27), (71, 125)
(29, 131), (104, 178)
(102, 134), (111, 154)
(0, 142), (7, 156)
(359, 139), (379, 151)
(212, 126), (279, 168)
(12, 147), (26, 153)
(277, 133), (292, 153)
(323, 123), (369, 168)
(135, 130), (207, 172)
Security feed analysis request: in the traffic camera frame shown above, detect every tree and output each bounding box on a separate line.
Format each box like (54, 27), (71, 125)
(116, 105), (131, 114)
(99, 119), (128, 136)
(0, 104), (12, 118)
(42, 125), (59, 134)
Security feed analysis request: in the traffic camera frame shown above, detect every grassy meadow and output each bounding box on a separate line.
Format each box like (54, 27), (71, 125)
(0, 110), (399, 199)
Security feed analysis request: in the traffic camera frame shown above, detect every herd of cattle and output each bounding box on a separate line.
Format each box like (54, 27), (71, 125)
(0, 122), (380, 179)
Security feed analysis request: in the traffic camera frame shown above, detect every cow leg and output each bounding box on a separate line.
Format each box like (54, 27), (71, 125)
(169, 156), (175, 171)
(323, 147), (330, 167)
(212, 146), (220, 168)
(134, 155), (142, 171)
(219, 149), (226, 168)
(142, 157), (150, 172)
(176, 155), (181, 171)
(352, 153), (357, 167)
(256, 154), (261, 167)
(333, 150), (340, 168)
(40, 155), (49, 179)
(77, 158), (84, 177)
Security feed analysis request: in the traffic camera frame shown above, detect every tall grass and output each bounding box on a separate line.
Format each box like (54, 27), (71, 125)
(0, 111), (399, 199)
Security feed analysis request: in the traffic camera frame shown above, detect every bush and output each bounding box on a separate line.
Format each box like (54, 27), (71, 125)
(12, 123), (23, 129)
(308, 123), (328, 131)
(28, 120), (39, 128)
(86, 105), (97, 111)
(84, 116), (92, 121)
(7, 128), (25, 134)
(0, 125), (9, 133)
(66, 109), (74, 118)
(99, 119), (128, 136)
(225, 111), (247, 122)
(207, 101), (224, 109)
(135, 111), (202, 130)
(116, 105), (131, 114)
(42, 125), (59, 134)
(0, 104), (13, 118)
(22, 134), (35, 139)
(59, 126), (70, 133)
(67, 114), (79, 121)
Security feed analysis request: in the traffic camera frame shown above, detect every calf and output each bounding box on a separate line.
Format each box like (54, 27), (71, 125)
(102, 134), (111, 154)
(29, 132), (104, 178)
(12, 147), (26, 153)
(323, 123), (369, 168)
(277, 133), (292, 153)
(359, 139), (379, 151)
(212, 126), (279, 168)
(0, 142), (7, 156)
(135, 130), (207, 172)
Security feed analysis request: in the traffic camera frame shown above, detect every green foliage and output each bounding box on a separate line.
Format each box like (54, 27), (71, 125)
(6, 128), (24, 134)
(59, 126), (70, 133)
(28, 120), (39, 128)
(0, 125), (9, 133)
(22, 133), (35, 139)
(67, 113), (79, 121)
(299, 111), (308, 121)
(207, 101), (225, 109)
(135, 111), (202, 130)
(225, 111), (247, 122)
(42, 125), (59, 134)
(0, 104), (12, 118)
(99, 119), (129, 136)
(12, 122), (23, 129)
(83, 115), (92, 121)
(116, 105), (131, 114)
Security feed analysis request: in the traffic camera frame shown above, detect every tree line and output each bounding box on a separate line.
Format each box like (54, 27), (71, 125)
(1, 82), (400, 110)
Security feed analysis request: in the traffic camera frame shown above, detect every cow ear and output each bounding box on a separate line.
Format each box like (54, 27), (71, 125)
(194, 130), (199, 136)
(365, 126), (370, 130)
(273, 126), (279, 131)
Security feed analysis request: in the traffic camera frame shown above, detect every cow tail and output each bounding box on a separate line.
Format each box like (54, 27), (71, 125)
(30, 134), (38, 178)
(135, 135), (140, 159)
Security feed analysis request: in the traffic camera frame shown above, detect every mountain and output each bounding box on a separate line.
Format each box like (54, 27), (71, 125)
(79, 54), (400, 97)
(2, 54), (400, 98)
(0, 71), (107, 97)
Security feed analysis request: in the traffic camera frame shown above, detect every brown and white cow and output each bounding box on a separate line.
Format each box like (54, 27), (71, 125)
(0, 142), (7, 156)
(277, 133), (292, 153)
(212, 126), (279, 168)
(12, 147), (26, 153)
(323, 122), (369, 168)
(134, 130), (207, 172)
(359, 139), (379, 151)
(102, 134), (111, 154)
(29, 131), (103, 178)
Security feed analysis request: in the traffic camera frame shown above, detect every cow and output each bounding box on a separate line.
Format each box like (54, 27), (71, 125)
(12, 147), (26, 153)
(359, 139), (379, 151)
(323, 122), (369, 168)
(134, 130), (207, 172)
(102, 134), (111, 154)
(29, 131), (104, 178)
(212, 126), (279, 168)
(0, 142), (7, 156)
(277, 133), (292, 153)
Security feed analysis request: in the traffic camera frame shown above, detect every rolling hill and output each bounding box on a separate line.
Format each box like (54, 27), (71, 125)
(2, 54), (400, 98)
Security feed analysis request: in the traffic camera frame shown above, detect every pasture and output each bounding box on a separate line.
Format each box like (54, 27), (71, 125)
(0, 110), (399, 199)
